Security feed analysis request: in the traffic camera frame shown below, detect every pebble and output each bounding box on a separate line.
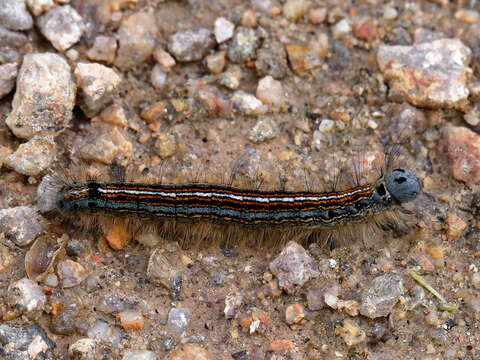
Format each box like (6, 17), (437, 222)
(413, 28), (442, 44)
(472, 272), (480, 290)
(377, 39), (472, 109)
(0, 26), (29, 64)
(0, 63), (18, 99)
(105, 222), (132, 250)
(115, 12), (157, 70)
(26, 0), (55, 16)
(224, 291), (243, 319)
(231, 91), (267, 115)
(3, 136), (56, 176)
(283, 0), (310, 21)
(454, 9), (480, 24)
(6, 53), (75, 139)
(332, 18), (352, 40)
(7, 278), (47, 314)
(147, 248), (183, 299)
(241, 9), (258, 27)
(360, 272), (404, 318)
(87, 35), (118, 65)
(195, 85), (232, 117)
(87, 320), (120, 345)
(204, 51), (226, 74)
(336, 320), (366, 347)
(0, 324), (54, 359)
(268, 339), (295, 352)
(0, 0), (33, 31)
(37, 5), (84, 51)
(153, 47), (176, 69)
(78, 124), (133, 165)
(286, 37), (327, 74)
(168, 28), (214, 62)
(227, 27), (260, 63)
(56, 259), (88, 288)
(306, 287), (325, 310)
(97, 293), (128, 314)
(74, 62), (122, 117)
(50, 308), (78, 335)
(247, 116), (279, 143)
(151, 64), (167, 90)
(219, 65), (242, 89)
(255, 39), (289, 79)
(269, 241), (319, 294)
(0, 206), (44, 246)
(383, 6), (398, 20)
(308, 7), (327, 24)
(441, 126), (480, 185)
(353, 17), (377, 43)
(25, 235), (63, 281)
(141, 101), (168, 122)
(167, 307), (191, 333)
(117, 310), (144, 330)
(214, 17), (235, 44)
(43, 273), (58, 287)
(256, 75), (285, 108)
(123, 350), (157, 360)
(154, 132), (177, 159)
(285, 303), (305, 325)
(100, 104), (128, 127)
(165, 343), (212, 360)
(68, 338), (96, 360)
(446, 213), (468, 240)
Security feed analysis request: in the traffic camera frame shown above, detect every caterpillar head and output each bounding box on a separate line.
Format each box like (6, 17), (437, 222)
(384, 168), (421, 204)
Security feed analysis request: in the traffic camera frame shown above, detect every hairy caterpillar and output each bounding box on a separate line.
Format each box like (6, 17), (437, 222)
(38, 144), (422, 249)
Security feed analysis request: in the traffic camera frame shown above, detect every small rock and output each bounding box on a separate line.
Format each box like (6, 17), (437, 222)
(0, 63), (18, 99)
(153, 47), (176, 69)
(6, 53), (75, 139)
(286, 35), (328, 74)
(117, 310), (144, 330)
(0, 324), (54, 360)
(97, 293), (128, 315)
(3, 136), (56, 176)
(269, 241), (319, 294)
(241, 9), (258, 27)
(141, 101), (168, 122)
(68, 338), (96, 360)
(359, 272), (404, 318)
(383, 6), (398, 20)
(147, 247), (183, 299)
(154, 132), (177, 159)
(472, 272), (480, 290)
(255, 39), (289, 79)
(306, 287), (325, 310)
(332, 18), (352, 39)
(219, 65), (242, 89)
(37, 5), (84, 51)
(268, 339), (295, 352)
(353, 17), (377, 42)
(105, 222), (132, 250)
(283, 0), (310, 21)
(232, 91), (267, 115)
(56, 259), (88, 288)
(204, 51), (226, 74)
(323, 285), (339, 309)
(100, 104), (128, 127)
(441, 126), (480, 185)
(318, 119), (335, 134)
(115, 12), (157, 70)
(256, 75), (285, 108)
(446, 213), (468, 240)
(0, 26), (29, 64)
(285, 303), (305, 325)
(224, 291), (243, 319)
(151, 64), (167, 90)
(168, 28), (214, 62)
(50, 308), (78, 335)
(308, 7), (327, 24)
(26, 0), (55, 16)
(74, 62), (122, 117)
(377, 39), (472, 109)
(0, 0), (33, 31)
(337, 299), (360, 317)
(123, 351), (157, 360)
(227, 27), (260, 63)
(214, 17), (235, 44)
(167, 307), (191, 333)
(247, 116), (279, 143)
(0, 206), (44, 246)
(165, 344), (212, 360)
(7, 278), (47, 314)
(336, 319), (366, 347)
(195, 85), (232, 117)
(455, 9), (479, 24)
(413, 28), (441, 44)
(87, 320), (120, 345)
(87, 35), (117, 65)
(78, 124), (133, 165)
(43, 273), (58, 287)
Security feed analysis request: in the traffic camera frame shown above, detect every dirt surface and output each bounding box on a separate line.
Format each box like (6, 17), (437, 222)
(0, 0), (479, 359)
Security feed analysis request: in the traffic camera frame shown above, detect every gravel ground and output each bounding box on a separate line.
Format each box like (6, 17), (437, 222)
(0, 0), (480, 359)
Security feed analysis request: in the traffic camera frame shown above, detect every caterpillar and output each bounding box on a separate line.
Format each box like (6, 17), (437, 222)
(39, 144), (422, 249)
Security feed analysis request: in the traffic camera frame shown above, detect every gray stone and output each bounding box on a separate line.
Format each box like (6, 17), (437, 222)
(360, 272), (404, 318)
(0, 63), (18, 99)
(0, 0), (33, 31)
(255, 40), (289, 79)
(247, 116), (279, 143)
(122, 350), (157, 360)
(377, 39), (472, 109)
(228, 27), (260, 63)
(147, 248), (183, 300)
(0, 26), (28, 64)
(7, 278), (47, 314)
(231, 91), (267, 115)
(214, 17), (235, 44)
(0, 324), (54, 360)
(0, 206), (44, 246)
(6, 53), (75, 139)
(224, 291), (243, 319)
(167, 307), (191, 333)
(68, 338), (96, 360)
(37, 5), (84, 51)
(168, 28), (214, 62)
(74, 62), (122, 117)
(269, 241), (319, 294)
